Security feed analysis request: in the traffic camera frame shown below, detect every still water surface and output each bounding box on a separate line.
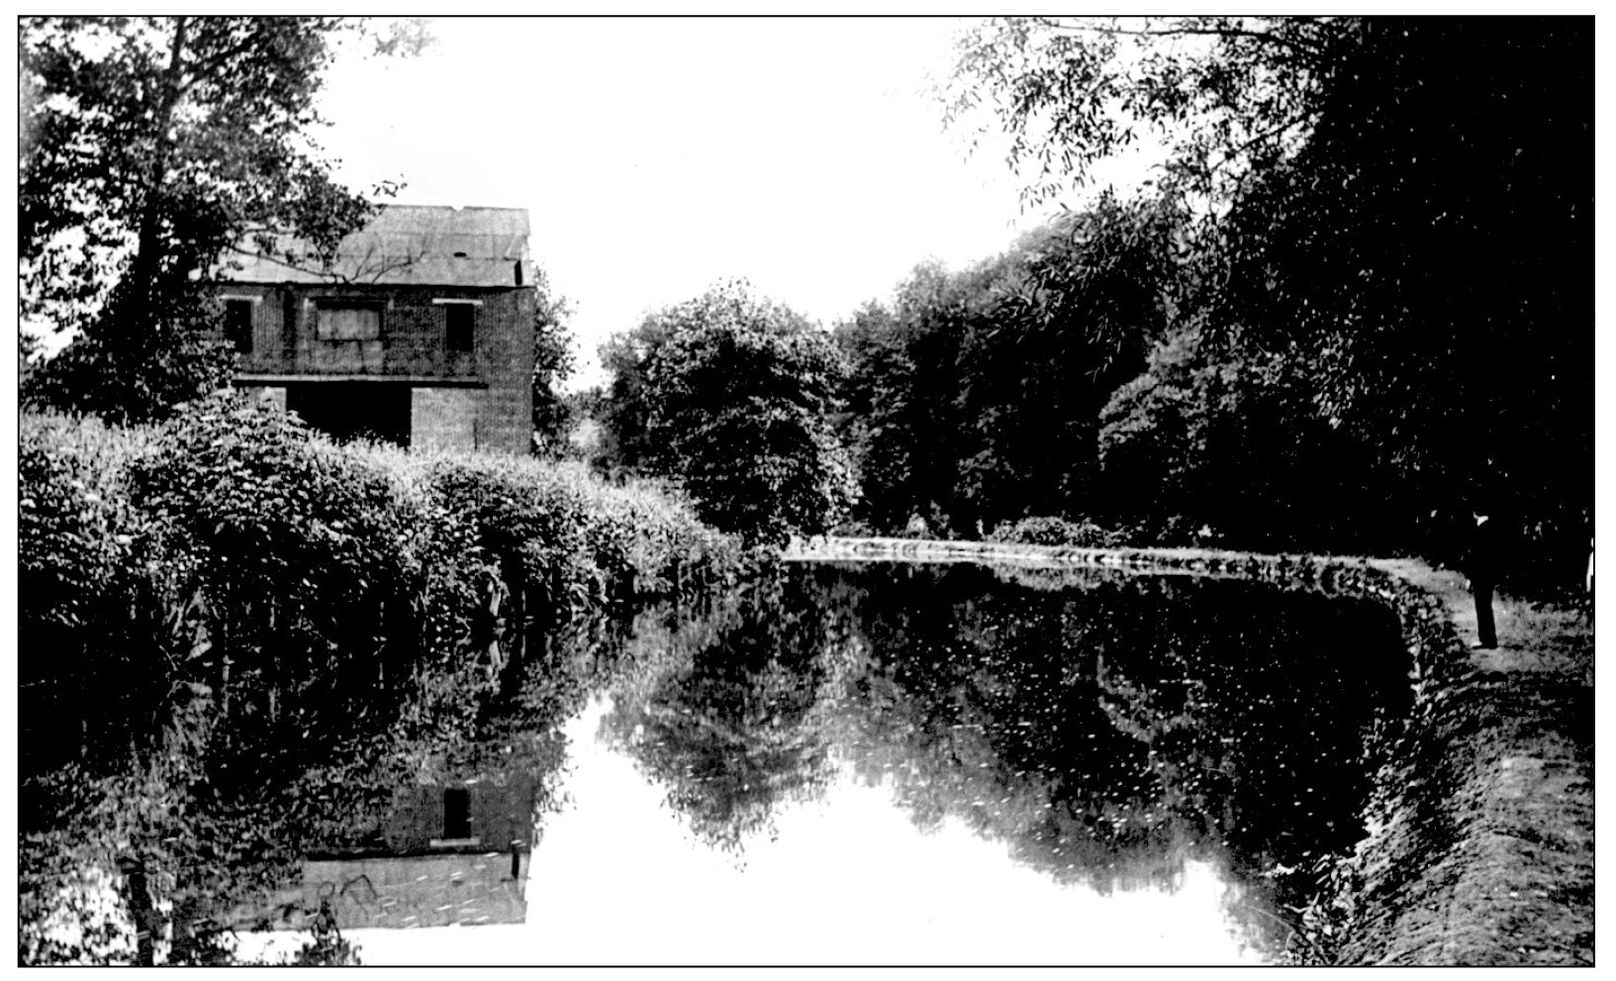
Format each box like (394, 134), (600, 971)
(243, 561), (1409, 965)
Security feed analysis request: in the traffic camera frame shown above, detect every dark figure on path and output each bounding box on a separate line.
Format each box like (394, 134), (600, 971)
(1464, 510), (1502, 649)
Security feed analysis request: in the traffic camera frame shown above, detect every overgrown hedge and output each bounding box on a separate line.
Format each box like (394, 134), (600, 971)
(988, 515), (1127, 549)
(19, 394), (742, 963)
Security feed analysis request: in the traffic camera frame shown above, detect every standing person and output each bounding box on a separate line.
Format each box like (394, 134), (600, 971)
(1585, 535), (1594, 623)
(1578, 505), (1593, 622)
(1464, 507), (1502, 649)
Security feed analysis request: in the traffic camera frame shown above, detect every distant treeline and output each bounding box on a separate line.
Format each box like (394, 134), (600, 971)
(586, 19), (1591, 593)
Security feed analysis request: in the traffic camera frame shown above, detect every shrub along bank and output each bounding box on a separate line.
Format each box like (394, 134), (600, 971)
(19, 394), (743, 964)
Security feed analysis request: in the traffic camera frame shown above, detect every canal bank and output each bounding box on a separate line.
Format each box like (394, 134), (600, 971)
(1325, 558), (1592, 965)
(786, 538), (1594, 966)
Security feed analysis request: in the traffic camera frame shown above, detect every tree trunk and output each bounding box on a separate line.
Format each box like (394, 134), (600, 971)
(126, 16), (189, 314)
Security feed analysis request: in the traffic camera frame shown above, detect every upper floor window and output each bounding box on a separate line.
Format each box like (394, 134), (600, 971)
(224, 299), (254, 353)
(316, 301), (382, 341)
(440, 301), (477, 354)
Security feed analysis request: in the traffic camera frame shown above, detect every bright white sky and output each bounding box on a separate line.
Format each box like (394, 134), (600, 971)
(314, 17), (1087, 389)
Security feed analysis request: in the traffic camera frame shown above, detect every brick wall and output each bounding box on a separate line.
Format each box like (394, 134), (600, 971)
(287, 853), (528, 929)
(411, 387), (478, 451)
(472, 287), (534, 455)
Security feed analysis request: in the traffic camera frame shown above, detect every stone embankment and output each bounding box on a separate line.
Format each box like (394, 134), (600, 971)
(785, 537), (1594, 966)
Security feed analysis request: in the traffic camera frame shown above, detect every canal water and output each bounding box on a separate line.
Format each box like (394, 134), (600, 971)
(237, 561), (1410, 965)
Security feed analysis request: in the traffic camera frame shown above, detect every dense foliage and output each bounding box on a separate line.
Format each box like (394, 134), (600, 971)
(823, 15), (1590, 590)
(531, 267), (578, 455)
(596, 282), (857, 546)
(987, 515), (1127, 549)
(18, 396), (740, 964)
(832, 195), (1185, 537)
(18, 16), (414, 422)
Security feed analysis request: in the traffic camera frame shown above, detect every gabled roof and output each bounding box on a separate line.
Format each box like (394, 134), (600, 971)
(218, 205), (533, 288)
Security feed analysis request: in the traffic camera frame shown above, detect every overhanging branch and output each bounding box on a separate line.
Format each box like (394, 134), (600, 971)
(1038, 17), (1330, 64)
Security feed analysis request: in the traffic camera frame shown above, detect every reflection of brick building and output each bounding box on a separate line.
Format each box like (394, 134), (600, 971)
(294, 852), (528, 930)
(250, 769), (541, 931)
(378, 773), (540, 856)
(215, 205), (536, 454)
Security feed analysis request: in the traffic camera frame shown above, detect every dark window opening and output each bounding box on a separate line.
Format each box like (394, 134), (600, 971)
(282, 290), (297, 343)
(445, 303), (476, 354)
(443, 787), (471, 840)
(225, 299), (254, 353)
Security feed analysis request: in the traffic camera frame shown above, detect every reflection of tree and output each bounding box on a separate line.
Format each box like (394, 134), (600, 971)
(810, 563), (1408, 919)
(599, 574), (863, 855)
(830, 566), (1191, 893)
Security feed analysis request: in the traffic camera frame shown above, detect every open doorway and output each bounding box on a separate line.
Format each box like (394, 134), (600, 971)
(285, 381), (411, 447)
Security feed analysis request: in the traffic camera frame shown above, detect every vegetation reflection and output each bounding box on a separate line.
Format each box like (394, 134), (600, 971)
(601, 563), (1408, 938)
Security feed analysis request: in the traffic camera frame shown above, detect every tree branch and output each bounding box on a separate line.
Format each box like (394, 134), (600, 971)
(176, 34), (261, 95)
(1204, 109), (1319, 177)
(1039, 17), (1328, 63)
(221, 239), (425, 287)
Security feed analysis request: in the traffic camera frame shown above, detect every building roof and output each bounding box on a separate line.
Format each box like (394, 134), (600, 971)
(218, 205), (533, 288)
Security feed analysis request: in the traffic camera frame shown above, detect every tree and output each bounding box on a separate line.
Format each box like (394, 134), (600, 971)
(942, 16), (1347, 211)
(831, 301), (911, 530)
(595, 316), (678, 475)
(19, 16), (421, 423)
(1203, 19), (1593, 569)
(529, 268), (577, 455)
(603, 281), (857, 546)
(833, 194), (1186, 536)
(949, 17), (1592, 578)
(959, 194), (1186, 526)
(831, 273), (941, 534)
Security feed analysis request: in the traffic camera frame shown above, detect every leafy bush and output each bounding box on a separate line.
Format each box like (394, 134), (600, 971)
(19, 393), (741, 962)
(22, 395), (741, 779)
(599, 281), (858, 547)
(987, 515), (1128, 549)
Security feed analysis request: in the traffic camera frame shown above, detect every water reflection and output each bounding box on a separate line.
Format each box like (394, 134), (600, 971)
(239, 562), (1407, 964)
(516, 696), (1268, 966)
(598, 572), (853, 853)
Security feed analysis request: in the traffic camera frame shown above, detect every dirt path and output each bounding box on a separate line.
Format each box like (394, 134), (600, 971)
(787, 538), (1595, 965)
(1339, 560), (1594, 965)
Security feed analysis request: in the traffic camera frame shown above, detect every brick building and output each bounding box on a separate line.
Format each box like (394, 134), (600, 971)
(216, 205), (536, 454)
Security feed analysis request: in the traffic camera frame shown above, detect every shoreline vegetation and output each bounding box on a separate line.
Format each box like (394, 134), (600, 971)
(18, 397), (748, 964)
(787, 536), (1594, 965)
